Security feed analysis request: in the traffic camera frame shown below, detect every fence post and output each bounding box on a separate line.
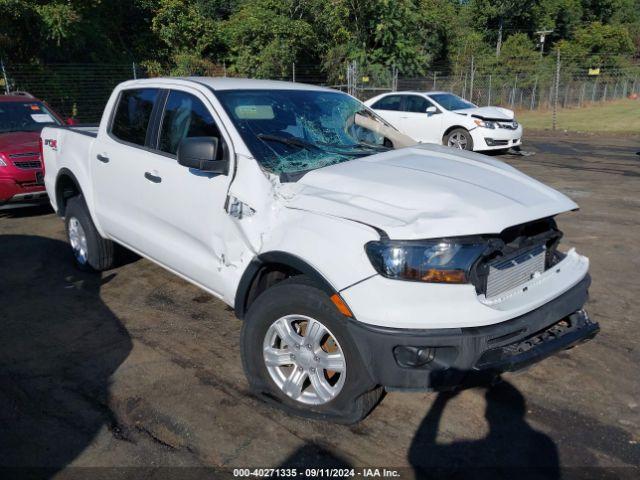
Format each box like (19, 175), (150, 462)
(487, 75), (492, 106)
(131, 62), (137, 79)
(469, 56), (475, 104)
(1, 59), (10, 94)
(433, 72), (437, 90)
(292, 62), (296, 82)
(510, 74), (518, 108)
(391, 65), (398, 91)
(579, 82), (586, 107)
(552, 48), (560, 131)
(530, 77), (538, 110)
(602, 83), (607, 102)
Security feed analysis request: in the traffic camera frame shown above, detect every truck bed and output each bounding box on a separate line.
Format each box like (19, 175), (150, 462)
(41, 124), (98, 214)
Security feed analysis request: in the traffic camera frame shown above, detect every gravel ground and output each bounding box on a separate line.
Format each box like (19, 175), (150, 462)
(1, 133), (639, 479)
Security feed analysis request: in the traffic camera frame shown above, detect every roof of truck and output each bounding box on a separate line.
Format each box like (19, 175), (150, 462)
(186, 77), (332, 91)
(120, 77), (334, 92)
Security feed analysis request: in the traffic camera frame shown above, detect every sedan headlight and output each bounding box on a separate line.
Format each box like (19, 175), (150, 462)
(365, 240), (487, 283)
(0, 155), (6, 167)
(473, 119), (496, 129)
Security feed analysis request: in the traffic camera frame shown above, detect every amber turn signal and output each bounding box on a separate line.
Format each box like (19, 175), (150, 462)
(331, 293), (354, 317)
(421, 269), (467, 283)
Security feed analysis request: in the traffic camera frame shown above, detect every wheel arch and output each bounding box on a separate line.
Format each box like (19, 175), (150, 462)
(442, 125), (470, 143)
(234, 251), (337, 320)
(55, 168), (83, 217)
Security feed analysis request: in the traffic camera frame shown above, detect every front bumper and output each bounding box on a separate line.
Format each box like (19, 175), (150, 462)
(471, 124), (523, 151)
(347, 275), (598, 391)
(0, 177), (47, 205)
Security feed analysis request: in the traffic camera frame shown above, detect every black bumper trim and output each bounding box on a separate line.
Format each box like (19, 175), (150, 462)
(346, 275), (597, 390)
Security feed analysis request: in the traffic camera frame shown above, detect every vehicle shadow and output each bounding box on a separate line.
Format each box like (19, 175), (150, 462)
(0, 204), (53, 219)
(0, 235), (132, 478)
(408, 380), (562, 479)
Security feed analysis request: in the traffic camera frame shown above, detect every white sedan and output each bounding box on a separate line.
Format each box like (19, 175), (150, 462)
(365, 91), (523, 152)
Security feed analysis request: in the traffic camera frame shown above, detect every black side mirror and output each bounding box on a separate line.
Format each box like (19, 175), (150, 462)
(177, 137), (228, 174)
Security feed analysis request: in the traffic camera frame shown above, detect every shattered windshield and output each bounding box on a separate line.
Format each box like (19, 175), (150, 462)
(215, 89), (392, 175)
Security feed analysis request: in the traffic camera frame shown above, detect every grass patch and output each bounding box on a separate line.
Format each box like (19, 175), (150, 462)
(516, 99), (640, 133)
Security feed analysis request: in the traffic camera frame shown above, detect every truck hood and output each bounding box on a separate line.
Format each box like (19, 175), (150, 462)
(453, 106), (514, 121)
(283, 144), (577, 239)
(0, 131), (40, 154)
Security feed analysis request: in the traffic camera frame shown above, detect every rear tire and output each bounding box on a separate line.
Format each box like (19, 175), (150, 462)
(65, 195), (114, 271)
(241, 276), (383, 423)
(444, 128), (474, 151)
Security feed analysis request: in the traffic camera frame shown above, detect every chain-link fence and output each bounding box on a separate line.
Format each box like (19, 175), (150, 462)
(1, 57), (638, 125)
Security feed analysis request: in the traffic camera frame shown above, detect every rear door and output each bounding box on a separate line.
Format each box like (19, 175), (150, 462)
(396, 95), (443, 144)
(92, 87), (163, 246)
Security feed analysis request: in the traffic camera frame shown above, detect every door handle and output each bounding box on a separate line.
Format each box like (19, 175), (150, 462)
(96, 154), (110, 163)
(144, 171), (162, 183)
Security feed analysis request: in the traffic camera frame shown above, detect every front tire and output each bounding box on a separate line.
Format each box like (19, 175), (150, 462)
(445, 128), (474, 151)
(65, 195), (114, 271)
(241, 276), (382, 423)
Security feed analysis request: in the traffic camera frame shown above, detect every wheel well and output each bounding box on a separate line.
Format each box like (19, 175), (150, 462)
(241, 263), (302, 317)
(442, 125), (467, 142)
(234, 253), (337, 319)
(55, 171), (81, 217)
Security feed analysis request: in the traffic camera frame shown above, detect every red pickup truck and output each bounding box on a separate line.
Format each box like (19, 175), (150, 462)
(0, 94), (71, 207)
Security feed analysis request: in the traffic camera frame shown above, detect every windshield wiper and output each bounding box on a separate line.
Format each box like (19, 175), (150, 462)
(257, 133), (321, 151)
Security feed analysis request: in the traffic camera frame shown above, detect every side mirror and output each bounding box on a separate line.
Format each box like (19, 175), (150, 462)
(426, 106), (438, 114)
(177, 137), (228, 174)
(65, 117), (77, 125)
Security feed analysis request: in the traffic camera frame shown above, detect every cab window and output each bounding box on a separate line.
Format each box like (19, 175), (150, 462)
(111, 88), (159, 146)
(158, 90), (221, 156)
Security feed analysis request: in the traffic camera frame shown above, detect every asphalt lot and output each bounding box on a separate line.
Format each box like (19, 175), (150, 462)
(1, 133), (639, 478)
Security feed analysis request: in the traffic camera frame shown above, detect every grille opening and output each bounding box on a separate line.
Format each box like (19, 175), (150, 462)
(470, 218), (563, 297)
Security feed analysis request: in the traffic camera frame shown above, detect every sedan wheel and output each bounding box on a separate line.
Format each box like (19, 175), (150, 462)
(263, 314), (346, 405)
(445, 128), (474, 151)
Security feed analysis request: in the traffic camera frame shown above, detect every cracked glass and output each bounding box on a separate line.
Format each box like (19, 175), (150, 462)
(215, 89), (392, 176)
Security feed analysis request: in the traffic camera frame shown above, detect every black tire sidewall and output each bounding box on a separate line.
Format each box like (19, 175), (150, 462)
(241, 279), (377, 422)
(64, 195), (103, 271)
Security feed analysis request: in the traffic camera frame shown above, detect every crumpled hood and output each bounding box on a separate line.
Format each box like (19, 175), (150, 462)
(453, 106), (514, 120)
(283, 144), (577, 239)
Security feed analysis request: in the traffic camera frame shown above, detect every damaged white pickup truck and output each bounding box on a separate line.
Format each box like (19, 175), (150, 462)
(42, 78), (598, 423)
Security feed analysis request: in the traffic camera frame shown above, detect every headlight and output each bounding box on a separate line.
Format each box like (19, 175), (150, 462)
(473, 119), (496, 129)
(0, 155), (6, 167)
(365, 240), (486, 283)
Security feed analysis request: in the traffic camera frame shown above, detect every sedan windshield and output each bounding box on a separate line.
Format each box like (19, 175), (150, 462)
(215, 89), (390, 175)
(429, 93), (476, 111)
(0, 101), (62, 134)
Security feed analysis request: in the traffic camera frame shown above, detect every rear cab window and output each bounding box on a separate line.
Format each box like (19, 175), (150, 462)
(110, 88), (160, 146)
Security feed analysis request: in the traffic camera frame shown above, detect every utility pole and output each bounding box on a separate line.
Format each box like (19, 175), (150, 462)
(553, 48), (561, 131)
(535, 29), (553, 57)
(496, 17), (503, 57)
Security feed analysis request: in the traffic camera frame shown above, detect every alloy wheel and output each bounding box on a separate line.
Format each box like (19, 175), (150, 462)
(68, 217), (89, 265)
(263, 314), (346, 405)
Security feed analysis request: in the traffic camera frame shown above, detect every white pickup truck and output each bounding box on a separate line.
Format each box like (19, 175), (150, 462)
(42, 78), (598, 423)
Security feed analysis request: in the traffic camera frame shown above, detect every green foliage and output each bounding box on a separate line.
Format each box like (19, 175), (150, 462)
(222, 0), (316, 78)
(1, 0), (638, 82)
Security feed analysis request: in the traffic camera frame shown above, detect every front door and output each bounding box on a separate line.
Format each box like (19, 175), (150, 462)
(135, 87), (238, 296)
(396, 95), (443, 144)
